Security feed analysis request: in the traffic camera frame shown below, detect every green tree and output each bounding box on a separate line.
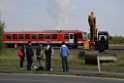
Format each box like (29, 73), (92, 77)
(0, 20), (5, 55)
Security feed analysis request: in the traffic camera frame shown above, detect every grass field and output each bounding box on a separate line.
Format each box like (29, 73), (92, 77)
(0, 48), (124, 78)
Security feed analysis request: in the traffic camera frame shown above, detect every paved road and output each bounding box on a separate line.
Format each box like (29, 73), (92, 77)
(0, 73), (124, 83)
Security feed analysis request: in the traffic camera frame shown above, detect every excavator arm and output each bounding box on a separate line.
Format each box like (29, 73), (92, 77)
(88, 12), (97, 49)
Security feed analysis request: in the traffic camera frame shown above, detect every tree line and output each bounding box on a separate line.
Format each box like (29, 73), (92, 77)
(109, 36), (124, 44)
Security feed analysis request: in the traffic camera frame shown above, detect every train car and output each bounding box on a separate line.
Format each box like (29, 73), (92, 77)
(3, 30), (88, 48)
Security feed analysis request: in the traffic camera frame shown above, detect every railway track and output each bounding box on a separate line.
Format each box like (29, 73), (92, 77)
(109, 45), (124, 50)
(77, 45), (124, 50)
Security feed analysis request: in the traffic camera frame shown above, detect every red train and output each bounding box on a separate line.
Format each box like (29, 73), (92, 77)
(3, 30), (88, 48)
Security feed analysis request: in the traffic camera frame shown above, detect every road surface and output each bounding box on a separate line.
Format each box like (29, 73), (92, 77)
(0, 73), (124, 83)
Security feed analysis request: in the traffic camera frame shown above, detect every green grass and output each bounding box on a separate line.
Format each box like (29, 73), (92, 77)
(0, 48), (124, 78)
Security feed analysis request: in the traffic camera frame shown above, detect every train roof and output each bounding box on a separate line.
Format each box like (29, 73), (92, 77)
(5, 30), (83, 34)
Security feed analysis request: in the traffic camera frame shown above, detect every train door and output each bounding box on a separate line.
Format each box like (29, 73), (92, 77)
(69, 33), (78, 48)
(69, 33), (74, 44)
(74, 34), (78, 48)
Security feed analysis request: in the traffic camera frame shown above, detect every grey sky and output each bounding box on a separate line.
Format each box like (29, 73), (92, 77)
(0, 0), (124, 36)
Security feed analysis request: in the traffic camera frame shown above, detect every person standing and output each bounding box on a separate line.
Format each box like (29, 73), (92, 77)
(19, 44), (25, 69)
(50, 48), (54, 71)
(34, 44), (43, 69)
(45, 40), (52, 71)
(26, 41), (34, 70)
(60, 41), (69, 72)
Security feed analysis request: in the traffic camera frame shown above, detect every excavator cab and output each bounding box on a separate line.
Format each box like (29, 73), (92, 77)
(97, 31), (109, 52)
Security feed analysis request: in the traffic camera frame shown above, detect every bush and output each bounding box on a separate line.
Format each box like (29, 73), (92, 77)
(0, 21), (5, 55)
(109, 36), (124, 44)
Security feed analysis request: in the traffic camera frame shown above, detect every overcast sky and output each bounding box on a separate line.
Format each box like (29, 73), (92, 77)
(0, 0), (124, 36)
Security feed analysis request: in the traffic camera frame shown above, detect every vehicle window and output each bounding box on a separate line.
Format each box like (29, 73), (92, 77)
(19, 34), (24, 39)
(70, 34), (73, 39)
(83, 32), (88, 40)
(25, 34), (30, 39)
(64, 34), (69, 39)
(45, 34), (50, 39)
(6, 34), (11, 39)
(38, 34), (43, 39)
(78, 34), (82, 39)
(99, 35), (107, 41)
(52, 34), (57, 39)
(13, 34), (17, 39)
(32, 34), (37, 39)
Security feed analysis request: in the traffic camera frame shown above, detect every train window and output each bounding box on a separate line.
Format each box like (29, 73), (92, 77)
(32, 34), (37, 39)
(45, 34), (50, 39)
(19, 34), (24, 39)
(52, 34), (57, 39)
(25, 34), (30, 39)
(38, 34), (43, 39)
(64, 34), (69, 39)
(78, 34), (82, 39)
(6, 34), (11, 39)
(70, 34), (73, 39)
(13, 34), (17, 39)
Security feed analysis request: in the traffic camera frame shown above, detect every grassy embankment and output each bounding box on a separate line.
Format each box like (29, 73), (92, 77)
(0, 48), (124, 78)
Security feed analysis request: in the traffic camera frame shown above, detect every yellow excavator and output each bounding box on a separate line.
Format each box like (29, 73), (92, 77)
(84, 12), (109, 52)
(79, 12), (116, 64)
